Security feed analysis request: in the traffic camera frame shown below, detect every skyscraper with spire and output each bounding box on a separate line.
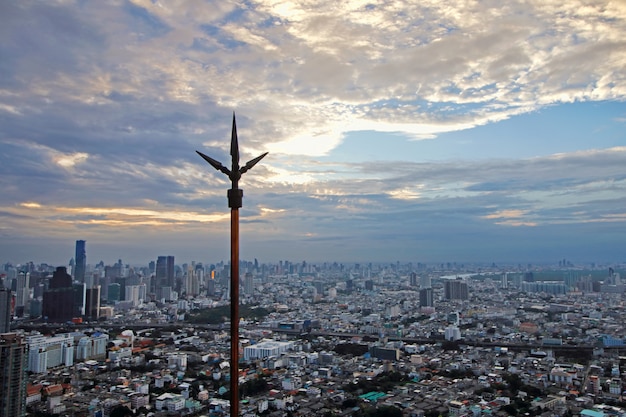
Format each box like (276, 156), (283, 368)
(75, 240), (86, 284)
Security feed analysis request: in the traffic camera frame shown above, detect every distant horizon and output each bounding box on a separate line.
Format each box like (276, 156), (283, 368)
(2, 245), (623, 271)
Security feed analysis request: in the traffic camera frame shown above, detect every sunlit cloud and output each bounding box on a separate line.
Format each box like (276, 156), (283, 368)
(11, 203), (229, 226)
(386, 189), (422, 200)
(55, 152), (89, 168)
(20, 202), (42, 209)
(493, 220), (538, 227)
(483, 209), (529, 220)
(0, 103), (22, 115)
(260, 207), (286, 215)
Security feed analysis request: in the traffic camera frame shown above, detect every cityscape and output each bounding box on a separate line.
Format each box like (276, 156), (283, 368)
(2, 1), (626, 417)
(1, 240), (626, 416)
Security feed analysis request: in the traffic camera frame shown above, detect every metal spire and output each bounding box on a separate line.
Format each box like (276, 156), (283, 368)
(196, 113), (267, 416)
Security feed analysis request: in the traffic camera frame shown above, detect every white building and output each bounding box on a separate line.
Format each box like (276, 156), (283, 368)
(243, 339), (294, 360)
(155, 393), (185, 412)
(26, 333), (74, 373)
(125, 285), (143, 306)
(168, 352), (188, 371)
(445, 325), (462, 341)
(75, 333), (108, 360)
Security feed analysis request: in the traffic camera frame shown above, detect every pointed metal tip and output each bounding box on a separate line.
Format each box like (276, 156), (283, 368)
(196, 150), (231, 177)
(230, 115), (240, 163)
(240, 152), (269, 174)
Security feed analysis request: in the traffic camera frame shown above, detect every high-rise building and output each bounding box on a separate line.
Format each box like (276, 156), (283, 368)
(73, 283), (86, 316)
(15, 272), (29, 314)
(185, 266), (200, 297)
(207, 278), (216, 296)
(0, 286), (12, 333)
(85, 287), (100, 321)
(75, 240), (86, 285)
(25, 333), (74, 373)
(420, 275), (432, 289)
(108, 283), (121, 303)
(444, 278), (469, 301)
(0, 333), (28, 417)
(409, 272), (418, 287)
(155, 256), (175, 300)
(244, 273), (254, 295)
(42, 267), (75, 323)
(419, 288), (434, 307)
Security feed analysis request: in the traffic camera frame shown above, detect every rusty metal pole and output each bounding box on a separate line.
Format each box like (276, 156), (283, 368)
(196, 114), (267, 416)
(229, 205), (240, 416)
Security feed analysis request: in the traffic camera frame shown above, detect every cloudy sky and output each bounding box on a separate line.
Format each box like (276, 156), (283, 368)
(1, 0), (625, 267)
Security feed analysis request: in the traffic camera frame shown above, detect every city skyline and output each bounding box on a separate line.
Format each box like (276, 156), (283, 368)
(1, 1), (626, 265)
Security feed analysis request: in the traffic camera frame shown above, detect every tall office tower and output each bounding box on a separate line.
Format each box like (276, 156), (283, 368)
(75, 240), (86, 284)
(125, 285), (142, 306)
(0, 286), (12, 333)
(0, 333), (28, 417)
(155, 256), (175, 299)
(244, 273), (254, 295)
(444, 278), (469, 301)
(42, 267), (75, 322)
(195, 264), (205, 288)
(501, 273), (508, 289)
(108, 283), (121, 303)
(185, 266), (200, 297)
(409, 272), (418, 287)
(167, 255), (175, 285)
(419, 288), (434, 307)
(85, 286), (100, 321)
(207, 277), (216, 296)
(15, 272), (29, 316)
(313, 281), (324, 295)
(73, 283), (86, 316)
(420, 275), (432, 289)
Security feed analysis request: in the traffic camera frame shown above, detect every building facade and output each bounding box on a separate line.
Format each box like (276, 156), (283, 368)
(444, 279), (469, 301)
(0, 333), (28, 417)
(42, 267), (75, 323)
(0, 286), (12, 333)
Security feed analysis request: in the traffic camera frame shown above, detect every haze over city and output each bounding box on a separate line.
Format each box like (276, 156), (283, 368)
(1, 1), (626, 265)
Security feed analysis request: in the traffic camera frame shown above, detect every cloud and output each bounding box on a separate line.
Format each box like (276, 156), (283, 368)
(1, 0), (625, 263)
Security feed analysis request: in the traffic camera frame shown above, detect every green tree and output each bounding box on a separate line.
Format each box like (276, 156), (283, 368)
(110, 405), (133, 417)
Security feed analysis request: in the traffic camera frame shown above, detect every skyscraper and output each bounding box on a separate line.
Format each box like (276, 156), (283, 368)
(244, 273), (254, 295)
(0, 333), (28, 417)
(43, 267), (75, 322)
(75, 240), (86, 285)
(444, 278), (469, 301)
(85, 286), (100, 321)
(15, 272), (29, 316)
(0, 286), (12, 333)
(419, 288), (434, 307)
(155, 256), (175, 300)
